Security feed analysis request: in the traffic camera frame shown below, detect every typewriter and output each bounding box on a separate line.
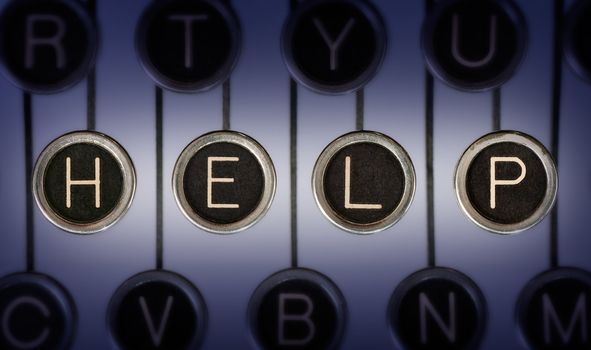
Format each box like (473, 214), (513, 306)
(0, 0), (589, 349)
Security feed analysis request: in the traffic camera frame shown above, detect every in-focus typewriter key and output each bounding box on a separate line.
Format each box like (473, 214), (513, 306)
(455, 131), (557, 234)
(282, 0), (387, 94)
(0, 273), (75, 350)
(565, 0), (591, 82)
(388, 267), (486, 350)
(422, 0), (526, 91)
(33, 131), (136, 234)
(173, 131), (276, 234)
(517, 268), (591, 350)
(313, 131), (415, 234)
(136, 0), (241, 92)
(248, 268), (346, 350)
(108, 270), (207, 350)
(0, 0), (97, 93)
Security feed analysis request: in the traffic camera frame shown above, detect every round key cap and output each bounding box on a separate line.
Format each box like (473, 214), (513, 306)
(564, 0), (591, 82)
(173, 131), (276, 234)
(282, 0), (387, 94)
(108, 270), (207, 350)
(388, 267), (486, 350)
(0, 0), (97, 93)
(136, 0), (241, 92)
(0, 273), (75, 350)
(455, 131), (557, 234)
(517, 268), (591, 350)
(422, 0), (527, 91)
(248, 268), (346, 350)
(313, 131), (415, 234)
(33, 131), (136, 234)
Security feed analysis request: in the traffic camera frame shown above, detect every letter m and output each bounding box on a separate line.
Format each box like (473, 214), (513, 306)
(543, 293), (588, 344)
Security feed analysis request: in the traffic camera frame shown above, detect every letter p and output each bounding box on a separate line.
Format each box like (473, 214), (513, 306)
(490, 156), (526, 209)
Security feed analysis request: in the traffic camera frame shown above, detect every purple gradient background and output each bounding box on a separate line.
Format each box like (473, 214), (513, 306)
(0, 0), (590, 349)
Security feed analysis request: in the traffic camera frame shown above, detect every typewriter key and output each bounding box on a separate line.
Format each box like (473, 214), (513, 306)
(282, 0), (386, 94)
(0, 0), (97, 93)
(108, 270), (207, 350)
(565, 0), (591, 82)
(517, 268), (591, 350)
(136, 0), (241, 92)
(248, 269), (346, 350)
(33, 131), (136, 234)
(388, 267), (486, 350)
(173, 131), (276, 234)
(0, 273), (75, 350)
(422, 0), (526, 91)
(313, 131), (415, 234)
(455, 131), (557, 234)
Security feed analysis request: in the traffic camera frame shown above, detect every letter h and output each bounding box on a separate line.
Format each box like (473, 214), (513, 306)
(66, 157), (101, 209)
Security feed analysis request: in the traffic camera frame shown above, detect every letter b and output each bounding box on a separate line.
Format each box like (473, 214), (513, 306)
(278, 293), (316, 346)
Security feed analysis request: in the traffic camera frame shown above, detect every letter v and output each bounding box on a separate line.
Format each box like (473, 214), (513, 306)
(139, 296), (174, 347)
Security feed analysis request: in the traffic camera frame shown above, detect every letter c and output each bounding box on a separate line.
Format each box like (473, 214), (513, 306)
(2, 296), (51, 349)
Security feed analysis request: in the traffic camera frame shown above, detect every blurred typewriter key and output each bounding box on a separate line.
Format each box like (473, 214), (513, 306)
(173, 131), (276, 234)
(565, 0), (591, 82)
(0, 273), (75, 350)
(0, 0), (97, 93)
(136, 0), (241, 92)
(108, 270), (207, 350)
(388, 268), (486, 350)
(422, 0), (526, 91)
(455, 131), (557, 234)
(248, 269), (346, 350)
(282, 0), (386, 94)
(33, 131), (136, 234)
(313, 131), (415, 234)
(517, 268), (591, 350)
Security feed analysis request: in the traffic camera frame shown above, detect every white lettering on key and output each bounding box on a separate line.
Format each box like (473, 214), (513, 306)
(168, 14), (209, 69)
(543, 293), (588, 345)
(489, 156), (526, 209)
(2, 296), (51, 349)
(313, 18), (356, 71)
(419, 292), (457, 344)
(344, 156), (382, 209)
(278, 293), (316, 346)
(26, 15), (67, 69)
(139, 296), (174, 347)
(66, 157), (101, 209)
(452, 14), (497, 68)
(207, 156), (239, 209)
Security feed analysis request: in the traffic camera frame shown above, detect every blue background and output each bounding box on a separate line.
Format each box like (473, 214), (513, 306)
(0, 0), (590, 349)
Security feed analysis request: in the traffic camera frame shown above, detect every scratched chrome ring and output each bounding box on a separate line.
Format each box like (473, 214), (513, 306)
(454, 131), (557, 234)
(33, 131), (136, 234)
(172, 130), (276, 234)
(312, 131), (416, 234)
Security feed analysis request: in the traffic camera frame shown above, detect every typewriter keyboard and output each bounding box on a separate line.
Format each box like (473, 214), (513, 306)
(0, 0), (590, 349)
